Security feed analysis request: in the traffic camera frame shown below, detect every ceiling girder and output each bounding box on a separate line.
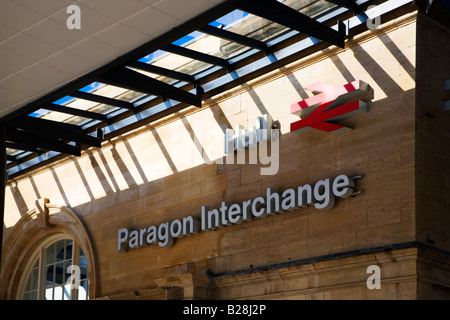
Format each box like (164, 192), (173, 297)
(98, 66), (202, 107)
(127, 61), (197, 84)
(163, 44), (231, 70)
(7, 116), (101, 148)
(6, 128), (81, 157)
(199, 25), (271, 54)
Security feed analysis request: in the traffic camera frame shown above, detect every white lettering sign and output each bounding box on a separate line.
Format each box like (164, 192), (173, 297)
(118, 174), (358, 251)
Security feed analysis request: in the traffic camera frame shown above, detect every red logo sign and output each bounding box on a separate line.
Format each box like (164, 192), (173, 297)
(290, 80), (370, 135)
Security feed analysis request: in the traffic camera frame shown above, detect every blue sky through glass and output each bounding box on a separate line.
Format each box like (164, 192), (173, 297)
(209, 9), (248, 28)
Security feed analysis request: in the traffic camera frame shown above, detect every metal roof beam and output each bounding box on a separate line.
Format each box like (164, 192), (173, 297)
(163, 44), (231, 70)
(6, 128), (81, 156)
(235, 0), (346, 48)
(127, 61), (197, 84)
(6, 142), (38, 153)
(199, 25), (271, 54)
(98, 67), (202, 107)
(8, 116), (101, 148)
(69, 91), (135, 111)
(44, 104), (108, 122)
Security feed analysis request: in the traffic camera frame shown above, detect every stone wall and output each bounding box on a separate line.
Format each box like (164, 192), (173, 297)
(2, 12), (436, 300)
(415, 13), (450, 299)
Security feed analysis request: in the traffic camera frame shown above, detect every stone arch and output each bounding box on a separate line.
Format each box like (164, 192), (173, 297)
(0, 199), (98, 300)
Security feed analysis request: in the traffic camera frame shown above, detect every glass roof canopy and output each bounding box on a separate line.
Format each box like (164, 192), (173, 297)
(4, 0), (393, 178)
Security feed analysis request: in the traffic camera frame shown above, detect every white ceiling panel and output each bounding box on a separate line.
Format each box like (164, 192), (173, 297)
(121, 6), (180, 37)
(1, 74), (47, 99)
(23, 18), (88, 50)
(0, 47), (35, 74)
(0, 67), (11, 80)
(16, 63), (73, 88)
(65, 37), (124, 62)
(0, 0), (46, 32)
(82, 0), (150, 21)
(92, 23), (151, 51)
(0, 88), (27, 116)
(139, 0), (165, 5)
(0, 22), (20, 43)
(0, 32), (59, 62)
(153, 0), (218, 20)
(39, 50), (94, 76)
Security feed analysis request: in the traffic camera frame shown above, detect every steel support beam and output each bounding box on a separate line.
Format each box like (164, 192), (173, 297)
(199, 25), (271, 54)
(235, 0), (346, 48)
(163, 44), (231, 69)
(128, 61), (197, 84)
(6, 128), (81, 156)
(8, 116), (101, 148)
(98, 67), (202, 107)
(70, 91), (135, 111)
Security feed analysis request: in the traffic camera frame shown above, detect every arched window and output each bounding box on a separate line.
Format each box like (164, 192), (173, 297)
(20, 236), (89, 300)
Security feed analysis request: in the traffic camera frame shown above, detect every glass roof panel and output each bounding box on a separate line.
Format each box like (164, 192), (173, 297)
(29, 108), (50, 118)
(94, 84), (147, 103)
(6, 148), (22, 156)
(41, 108), (78, 123)
(172, 31), (204, 47)
(153, 51), (212, 76)
(131, 68), (172, 84)
(209, 9), (249, 28)
(138, 50), (167, 64)
(219, 9), (288, 43)
(78, 83), (127, 101)
(79, 82), (105, 93)
(287, 0), (337, 17)
(63, 115), (93, 127)
(83, 104), (119, 116)
(179, 31), (251, 60)
(53, 96), (75, 106)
